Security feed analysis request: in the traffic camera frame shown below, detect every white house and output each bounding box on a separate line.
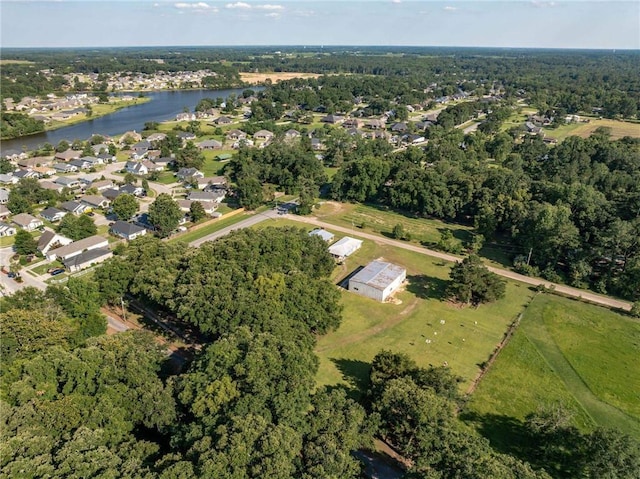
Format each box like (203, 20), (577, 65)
(328, 236), (363, 261)
(0, 222), (17, 237)
(47, 235), (109, 261)
(348, 260), (406, 302)
(63, 248), (113, 272)
(12, 213), (43, 231)
(37, 230), (73, 254)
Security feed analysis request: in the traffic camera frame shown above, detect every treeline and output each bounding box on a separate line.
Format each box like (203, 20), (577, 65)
(0, 112), (45, 139)
(331, 129), (640, 301)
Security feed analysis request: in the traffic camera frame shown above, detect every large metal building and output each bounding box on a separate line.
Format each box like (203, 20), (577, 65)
(349, 260), (406, 302)
(328, 236), (363, 261)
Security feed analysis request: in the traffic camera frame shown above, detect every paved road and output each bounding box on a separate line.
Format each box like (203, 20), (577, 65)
(189, 209), (279, 247)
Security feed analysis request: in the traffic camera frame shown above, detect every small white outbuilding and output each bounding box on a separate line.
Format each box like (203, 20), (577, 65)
(349, 260), (406, 302)
(309, 228), (335, 243)
(328, 236), (362, 261)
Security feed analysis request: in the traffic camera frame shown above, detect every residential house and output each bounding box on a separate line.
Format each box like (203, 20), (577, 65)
(176, 168), (204, 181)
(83, 156), (104, 167)
(125, 161), (149, 176)
(53, 163), (78, 174)
(13, 169), (40, 180)
(176, 112), (196, 122)
(47, 234), (109, 261)
(226, 129), (247, 141)
(342, 118), (364, 129)
(37, 230), (73, 254)
(102, 188), (122, 201)
(187, 191), (226, 204)
(89, 179), (114, 192)
(55, 176), (81, 189)
(232, 139), (253, 149)
(0, 205), (10, 220)
(54, 149), (81, 162)
(366, 119), (386, 130)
(91, 144), (110, 155)
(177, 199), (217, 215)
(197, 139), (223, 150)
(12, 213), (43, 231)
(32, 166), (56, 177)
(17, 157), (52, 168)
(0, 188), (8, 204)
(81, 195), (110, 210)
(142, 160), (162, 172)
(98, 153), (117, 163)
(177, 131), (196, 143)
(311, 138), (325, 151)
(60, 201), (87, 215)
(391, 122), (408, 133)
(39, 181), (63, 193)
(40, 207), (67, 222)
(153, 157), (174, 169)
(214, 116), (233, 125)
(284, 129), (301, 140)
(63, 248), (113, 273)
(253, 130), (274, 141)
(131, 140), (151, 154)
(524, 122), (542, 134)
(119, 131), (142, 146)
(0, 222), (17, 237)
(110, 221), (147, 241)
(321, 114), (344, 124)
(201, 176), (227, 189)
(69, 158), (92, 170)
(146, 132), (167, 143)
(119, 184), (146, 197)
(0, 174), (19, 185)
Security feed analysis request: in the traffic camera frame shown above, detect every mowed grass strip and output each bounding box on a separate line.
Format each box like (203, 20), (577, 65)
(465, 294), (640, 439)
(310, 236), (534, 396)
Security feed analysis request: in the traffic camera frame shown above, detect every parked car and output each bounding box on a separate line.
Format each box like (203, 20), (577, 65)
(49, 268), (65, 276)
(7, 272), (16, 278)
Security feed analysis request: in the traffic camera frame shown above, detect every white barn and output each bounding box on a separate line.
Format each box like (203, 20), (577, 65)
(309, 228), (335, 243)
(349, 260), (406, 302)
(328, 236), (362, 261)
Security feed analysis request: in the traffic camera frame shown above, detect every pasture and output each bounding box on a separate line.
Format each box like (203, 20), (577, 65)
(464, 294), (640, 441)
(543, 118), (640, 141)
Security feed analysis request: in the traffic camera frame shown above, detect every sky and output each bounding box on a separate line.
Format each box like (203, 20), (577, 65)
(1, 1), (638, 49)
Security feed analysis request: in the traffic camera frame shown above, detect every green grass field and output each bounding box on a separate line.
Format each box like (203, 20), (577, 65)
(464, 294), (640, 442)
(543, 118), (640, 141)
(168, 211), (251, 244)
(307, 231), (535, 396)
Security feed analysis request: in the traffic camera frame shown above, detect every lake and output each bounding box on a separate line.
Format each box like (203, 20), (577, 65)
(0, 87), (258, 155)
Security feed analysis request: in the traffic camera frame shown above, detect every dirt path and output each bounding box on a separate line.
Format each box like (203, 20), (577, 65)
(286, 215), (633, 312)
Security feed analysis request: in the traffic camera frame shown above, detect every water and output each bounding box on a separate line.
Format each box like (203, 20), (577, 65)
(0, 87), (259, 155)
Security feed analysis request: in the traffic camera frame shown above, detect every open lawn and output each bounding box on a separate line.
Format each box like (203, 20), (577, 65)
(168, 211), (251, 244)
(543, 118), (640, 141)
(239, 72), (321, 85)
(303, 229), (535, 396)
(44, 97), (150, 132)
(464, 294), (640, 443)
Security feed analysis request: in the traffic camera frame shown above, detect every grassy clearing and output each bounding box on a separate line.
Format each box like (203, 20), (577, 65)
(31, 260), (62, 275)
(464, 294), (640, 441)
(0, 236), (15, 247)
(169, 212), (252, 244)
(44, 98), (150, 132)
(306, 231), (535, 396)
(239, 72), (321, 85)
(543, 118), (640, 141)
(154, 171), (179, 184)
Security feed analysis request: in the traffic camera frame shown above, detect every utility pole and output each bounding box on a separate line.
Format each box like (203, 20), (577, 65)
(526, 247), (533, 266)
(120, 296), (127, 322)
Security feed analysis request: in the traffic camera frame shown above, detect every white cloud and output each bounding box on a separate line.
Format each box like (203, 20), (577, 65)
(175, 2), (215, 9)
(391, 0), (402, 4)
(265, 12), (281, 18)
(255, 4), (284, 10)
(443, 6), (458, 11)
(225, 1), (251, 8)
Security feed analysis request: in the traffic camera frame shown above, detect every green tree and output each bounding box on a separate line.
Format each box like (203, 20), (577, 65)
(447, 255), (506, 306)
(14, 229), (38, 255)
(148, 193), (182, 238)
(110, 193), (138, 221)
(6, 191), (31, 214)
(57, 214), (97, 241)
(189, 201), (206, 222)
(236, 176), (263, 210)
(123, 172), (137, 184)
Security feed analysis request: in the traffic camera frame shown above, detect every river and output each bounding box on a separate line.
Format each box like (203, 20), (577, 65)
(0, 87), (259, 155)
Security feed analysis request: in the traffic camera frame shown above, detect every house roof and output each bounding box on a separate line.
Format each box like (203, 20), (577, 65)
(309, 228), (335, 242)
(63, 248), (112, 269)
(198, 139), (223, 148)
(110, 220), (146, 237)
(81, 195), (108, 207)
(37, 230), (71, 252)
(12, 213), (40, 227)
(60, 201), (84, 212)
(40, 206), (66, 218)
(55, 176), (79, 186)
(328, 236), (363, 258)
(49, 235), (108, 258)
(350, 260), (406, 291)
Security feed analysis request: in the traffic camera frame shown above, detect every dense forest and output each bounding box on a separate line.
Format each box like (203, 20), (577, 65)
(5, 229), (637, 477)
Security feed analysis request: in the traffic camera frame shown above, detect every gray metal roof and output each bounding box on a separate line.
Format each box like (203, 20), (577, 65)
(350, 260), (406, 291)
